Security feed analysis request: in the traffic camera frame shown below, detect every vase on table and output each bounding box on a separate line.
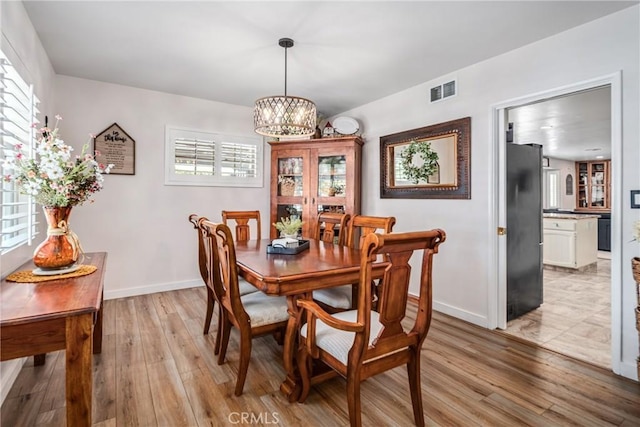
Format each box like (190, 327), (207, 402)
(33, 206), (81, 270)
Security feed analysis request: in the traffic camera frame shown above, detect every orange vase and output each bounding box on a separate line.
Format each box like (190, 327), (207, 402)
(33, 206), (80, 270)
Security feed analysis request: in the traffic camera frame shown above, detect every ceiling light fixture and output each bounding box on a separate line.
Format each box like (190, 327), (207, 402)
(254, 38), (316, 138)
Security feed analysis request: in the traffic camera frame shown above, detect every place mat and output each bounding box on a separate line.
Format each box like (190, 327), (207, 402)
(6, 265), (97, 283)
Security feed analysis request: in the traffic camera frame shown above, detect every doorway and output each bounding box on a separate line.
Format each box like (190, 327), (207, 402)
(490, 73), (622, 374)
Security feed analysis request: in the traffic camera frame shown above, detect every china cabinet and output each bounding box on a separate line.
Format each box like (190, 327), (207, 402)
(268, 137), (363, 239)
(575, 160), (610, 211)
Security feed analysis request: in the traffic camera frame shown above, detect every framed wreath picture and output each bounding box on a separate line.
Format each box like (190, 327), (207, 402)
(380, 117), (471, 199)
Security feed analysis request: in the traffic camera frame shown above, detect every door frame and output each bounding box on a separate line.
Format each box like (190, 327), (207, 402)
(488, 72), (622, 373)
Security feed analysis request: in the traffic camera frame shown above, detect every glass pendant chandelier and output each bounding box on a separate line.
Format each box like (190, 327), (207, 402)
(254, 38), (316, 138)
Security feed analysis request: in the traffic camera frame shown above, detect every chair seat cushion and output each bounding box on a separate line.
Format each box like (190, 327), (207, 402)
(312, 285), (352, 309)
(301, 310), (384, 365)
(238, 277), (258, 296)
(240, 292), (290, 328)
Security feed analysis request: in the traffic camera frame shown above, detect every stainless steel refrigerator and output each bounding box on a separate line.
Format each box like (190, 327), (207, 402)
(506, 143), (543, 321)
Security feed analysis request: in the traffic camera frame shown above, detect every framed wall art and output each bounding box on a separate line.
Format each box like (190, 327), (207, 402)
(93, 123), (135, 175)
(380, 117), (471, 199)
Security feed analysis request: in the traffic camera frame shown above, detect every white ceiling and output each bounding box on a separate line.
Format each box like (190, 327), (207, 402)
(22, 1), (634, 159)
(508, 86), (612, 161)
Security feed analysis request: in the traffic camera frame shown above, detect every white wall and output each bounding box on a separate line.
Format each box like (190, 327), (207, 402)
(548, 157), (577, 210)
(54, 76), (270, 299)
(337, 6), (639, 378)
(1, 0), (56, 406)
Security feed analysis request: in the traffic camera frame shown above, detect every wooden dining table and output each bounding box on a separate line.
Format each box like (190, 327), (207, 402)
(233, 238), (387, 402)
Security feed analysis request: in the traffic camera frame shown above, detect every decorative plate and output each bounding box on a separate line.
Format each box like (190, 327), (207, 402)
(32, 264), (80, 276)
(333, 116), (359, 135)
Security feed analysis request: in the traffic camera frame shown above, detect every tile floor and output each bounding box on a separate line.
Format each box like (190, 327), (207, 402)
(504, 255), (611, 369)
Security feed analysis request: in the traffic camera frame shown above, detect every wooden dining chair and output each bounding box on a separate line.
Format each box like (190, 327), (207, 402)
(221, 210), (261, 242)
(201, 221), (290, 396)
(188, 214), (218, 336)
(297, 229), (446, 427)
(314, 212), (350, 245)
(313, 215), (396, 312)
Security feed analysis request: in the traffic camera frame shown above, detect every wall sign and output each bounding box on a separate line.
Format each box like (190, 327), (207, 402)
(93, 123), (135, 175)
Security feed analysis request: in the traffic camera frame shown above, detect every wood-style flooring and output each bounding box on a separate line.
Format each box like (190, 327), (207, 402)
(2, 287), (639, 426)
(505, 257), (611, 369)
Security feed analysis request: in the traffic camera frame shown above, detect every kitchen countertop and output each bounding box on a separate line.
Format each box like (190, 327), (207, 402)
(543, 213), (601, 220)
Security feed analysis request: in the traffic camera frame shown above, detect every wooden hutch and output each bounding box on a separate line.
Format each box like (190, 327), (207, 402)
(268, 136), (363, 239)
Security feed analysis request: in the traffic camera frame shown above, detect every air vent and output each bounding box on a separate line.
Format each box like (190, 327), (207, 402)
(430, 79), (457, 103)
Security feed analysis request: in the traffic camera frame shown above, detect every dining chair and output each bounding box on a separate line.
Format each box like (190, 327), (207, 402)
(297, 229), (446, 427)
(221, 210), (261, 242)
(188, 214), (218, 336)
(313, 215), (396, 312)
(314, 212), (351, 245)
(201, 220), (290, 396)
(189, 214), (257, 345)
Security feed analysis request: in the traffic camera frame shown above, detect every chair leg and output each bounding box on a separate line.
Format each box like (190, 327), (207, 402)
(214, 305), (223, 355)
(234, 333), (252, 396)
(346, 371), (362, 427)
(407, 351), (425, 427)
(203, 287), (215, 335)
(217, 316), (231, 365)
(297, 344), (311, 403)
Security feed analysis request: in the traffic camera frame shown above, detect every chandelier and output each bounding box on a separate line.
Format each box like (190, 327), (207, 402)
(254, 38), (316, 138)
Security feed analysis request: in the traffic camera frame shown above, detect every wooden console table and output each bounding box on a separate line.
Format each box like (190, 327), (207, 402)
(1, 252), (107, 427)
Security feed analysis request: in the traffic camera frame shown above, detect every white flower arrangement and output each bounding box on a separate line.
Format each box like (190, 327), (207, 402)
(2, 115), (113, 207)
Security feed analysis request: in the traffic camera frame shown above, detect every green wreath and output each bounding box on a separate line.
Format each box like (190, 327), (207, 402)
(399, 140), (439, 184)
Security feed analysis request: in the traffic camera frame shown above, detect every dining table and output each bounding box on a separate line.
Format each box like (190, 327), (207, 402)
(233, 238), (387, 402)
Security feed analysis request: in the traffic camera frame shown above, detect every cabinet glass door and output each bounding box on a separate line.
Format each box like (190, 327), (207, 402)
(590, 162), (605, 207)
(577, 163), (588, 208)
(317, 155), (347, 198)
(277, 157), (304, 197)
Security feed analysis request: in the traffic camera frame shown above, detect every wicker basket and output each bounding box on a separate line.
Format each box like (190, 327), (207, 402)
(633, 257), (640, 284)
(280, 181), (296, 197)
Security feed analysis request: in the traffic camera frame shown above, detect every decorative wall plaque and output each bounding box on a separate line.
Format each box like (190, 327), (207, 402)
(93, 123), (135, 175)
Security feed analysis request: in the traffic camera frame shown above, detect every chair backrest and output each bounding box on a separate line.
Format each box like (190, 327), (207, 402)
(356, 230), (446, 357)
(221, 210), (261, 242)
(200, 220), (249, 324)
(188, 214), (210, 287)
(345, 215), (396, 249)
(315, 212), (351, 246)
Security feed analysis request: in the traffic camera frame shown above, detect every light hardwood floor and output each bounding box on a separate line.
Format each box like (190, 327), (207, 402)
(2, 286), (639, 426)
(505, 257), (611, 368)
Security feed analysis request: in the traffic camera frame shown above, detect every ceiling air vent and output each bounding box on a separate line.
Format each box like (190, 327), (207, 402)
(430, 79), (457, 103)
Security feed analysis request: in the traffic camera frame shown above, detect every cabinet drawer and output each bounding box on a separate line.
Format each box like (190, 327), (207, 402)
(543, 219), (576, 231)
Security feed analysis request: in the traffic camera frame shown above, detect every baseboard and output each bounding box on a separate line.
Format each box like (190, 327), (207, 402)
(618, 358), (639, 382)
(408, 293), (489, 328)
(104, 279), (203, 300)
(1, 358), (26, 405)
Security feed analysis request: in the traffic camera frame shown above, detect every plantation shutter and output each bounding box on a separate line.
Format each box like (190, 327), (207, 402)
(165, 126), (263, 187)
(220, 141), (257, 178)
(174, 137), (216, 176)
(0, 52), (40, 253)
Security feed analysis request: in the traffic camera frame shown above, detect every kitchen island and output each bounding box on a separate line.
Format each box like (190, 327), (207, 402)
(543, 213), (599, 270)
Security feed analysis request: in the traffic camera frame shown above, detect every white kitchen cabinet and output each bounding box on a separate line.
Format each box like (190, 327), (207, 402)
(543, 216), (598, 269)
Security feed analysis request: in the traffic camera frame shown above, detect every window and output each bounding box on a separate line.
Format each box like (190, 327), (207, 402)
(544, 169), (560, 209)
(1, 52), (40, 254)
(165, 126), (263, 187)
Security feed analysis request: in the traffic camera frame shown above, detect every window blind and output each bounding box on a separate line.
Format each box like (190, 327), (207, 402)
(1, 52), (40, 253)
(165, 126), (263, 187)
